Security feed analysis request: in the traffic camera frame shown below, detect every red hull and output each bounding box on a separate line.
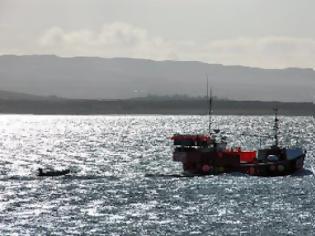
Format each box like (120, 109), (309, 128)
(173, 150), (305, 176)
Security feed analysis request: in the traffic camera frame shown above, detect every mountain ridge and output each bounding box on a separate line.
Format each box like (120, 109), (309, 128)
(0, 55), (314, 101)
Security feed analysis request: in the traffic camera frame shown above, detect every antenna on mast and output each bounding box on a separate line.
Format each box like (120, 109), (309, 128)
(206, 74), (212, 135)
(273, 108), (279, 147)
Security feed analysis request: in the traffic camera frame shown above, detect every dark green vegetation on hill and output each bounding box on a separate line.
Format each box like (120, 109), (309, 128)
(0, 97), (313, 115)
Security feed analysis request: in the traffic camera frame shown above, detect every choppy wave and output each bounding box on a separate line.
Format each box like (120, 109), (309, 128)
(0, 115), (314, 235)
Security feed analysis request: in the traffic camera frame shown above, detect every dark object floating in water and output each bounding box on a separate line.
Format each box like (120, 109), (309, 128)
(37, 168), (71, 177)
(145, 173), (194, 178)
(171, 100), (306, 177)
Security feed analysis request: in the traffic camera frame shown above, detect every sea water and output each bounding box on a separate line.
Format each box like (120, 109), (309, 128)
(0, 115), (314, 235)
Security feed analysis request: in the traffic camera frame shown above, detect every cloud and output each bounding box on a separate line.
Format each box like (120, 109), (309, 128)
(37, 24), (315, 68)
(38, 22), (177, 60)
(202, 37), (315, 68)
(1, 22), (315, 68)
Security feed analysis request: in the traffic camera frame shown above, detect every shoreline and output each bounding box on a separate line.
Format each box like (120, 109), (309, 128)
(0, 99), (314, 116)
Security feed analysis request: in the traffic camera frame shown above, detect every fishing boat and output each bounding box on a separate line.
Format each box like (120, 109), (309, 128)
(171, 86), (306, 176)
(37, 168), (71, 177)
(238, 109), (306, 176)
(172, 133), (257, 175)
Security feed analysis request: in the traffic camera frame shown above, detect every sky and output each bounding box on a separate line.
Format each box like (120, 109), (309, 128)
(1, 0), (315, 69)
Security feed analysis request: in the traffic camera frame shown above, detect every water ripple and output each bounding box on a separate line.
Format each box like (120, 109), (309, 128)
(0, 115), (314, 235)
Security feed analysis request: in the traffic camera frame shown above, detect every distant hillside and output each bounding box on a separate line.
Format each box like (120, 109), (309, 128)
(0, 55), (314, 101)
(0, 90), (62, 101)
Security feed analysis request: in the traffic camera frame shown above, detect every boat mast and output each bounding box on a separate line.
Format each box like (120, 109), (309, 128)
(273, 108), (279, 147)
(206, 75), (212, 135)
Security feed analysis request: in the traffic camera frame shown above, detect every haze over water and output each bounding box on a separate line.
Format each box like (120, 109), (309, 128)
(0, 115), (314, 235)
